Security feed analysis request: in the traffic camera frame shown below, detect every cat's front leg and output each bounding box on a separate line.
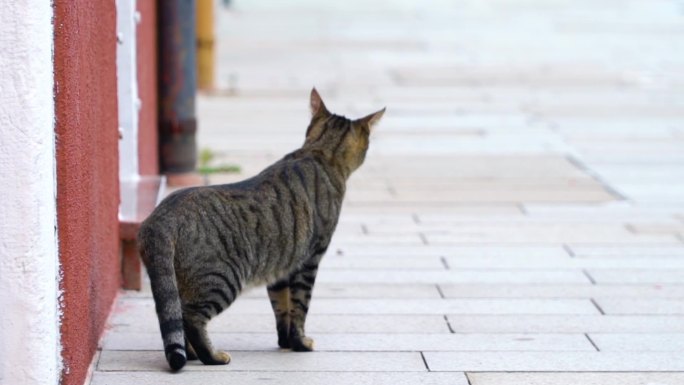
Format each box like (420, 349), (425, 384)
(287, 253), (324, 352)
(267, 278), (291, 349)
(185, 337), (198, 360)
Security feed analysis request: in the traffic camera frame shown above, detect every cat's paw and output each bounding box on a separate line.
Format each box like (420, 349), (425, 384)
(278, 335), (291, 349)
(203, 350), (231, 365)
(290, 336), (315, 352)
(215, 351), (232, 364)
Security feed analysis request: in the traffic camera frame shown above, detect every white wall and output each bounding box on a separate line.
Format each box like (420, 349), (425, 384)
(0, 2), (60, 385)
(117, 0), (142, 221)
(117, 0), (140, 182)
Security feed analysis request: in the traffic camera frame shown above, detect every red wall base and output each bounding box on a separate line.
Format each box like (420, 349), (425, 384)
(53, 1), (120, 384)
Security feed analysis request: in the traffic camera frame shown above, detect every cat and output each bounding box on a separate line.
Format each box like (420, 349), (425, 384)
(138, 88), (384, 371)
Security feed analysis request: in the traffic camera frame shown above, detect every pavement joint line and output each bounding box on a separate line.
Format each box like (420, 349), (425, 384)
(591, 298), (606, 315)
(563, 244), (576, 257)
(420, 351), (430, 372)
(440, 257), (450, 270)
(465, 372), (475, 385)
(585, 333), (601, 352)
(442, 315), (455, 334)
(565, 155), (593, 173)
(435, 285), (446, 299)
(624, 223), (638, 234)
(565, 155), (627, 201)
(583, 269), (597, 285)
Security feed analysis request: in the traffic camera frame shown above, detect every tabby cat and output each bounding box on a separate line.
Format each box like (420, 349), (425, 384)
(138, 89), (384, 371)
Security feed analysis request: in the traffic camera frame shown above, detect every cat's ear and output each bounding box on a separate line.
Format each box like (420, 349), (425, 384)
(310, 87), (329, 117)
(357, 108), (386, 131)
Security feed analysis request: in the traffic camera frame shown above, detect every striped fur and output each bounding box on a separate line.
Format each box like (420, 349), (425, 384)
(139, 88), (384, 371)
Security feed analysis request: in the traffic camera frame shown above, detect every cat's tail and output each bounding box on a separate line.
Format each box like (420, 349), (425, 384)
(138, 225), (187, 371)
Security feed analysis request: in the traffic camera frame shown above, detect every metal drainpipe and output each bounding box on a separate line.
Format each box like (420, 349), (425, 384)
(158, 0), (197, 175)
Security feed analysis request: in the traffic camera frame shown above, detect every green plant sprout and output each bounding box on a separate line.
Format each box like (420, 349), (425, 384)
(198, 148), (241, 175)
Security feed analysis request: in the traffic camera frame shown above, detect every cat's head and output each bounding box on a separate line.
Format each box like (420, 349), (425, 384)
(303, 88), (384, 174)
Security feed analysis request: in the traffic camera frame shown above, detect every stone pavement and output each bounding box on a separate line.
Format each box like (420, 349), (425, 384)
(91, 0), (684, 384)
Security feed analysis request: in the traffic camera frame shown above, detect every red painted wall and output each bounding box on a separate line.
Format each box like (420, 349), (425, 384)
(53, 2), (120, 385)
(137, 0), (159, 175)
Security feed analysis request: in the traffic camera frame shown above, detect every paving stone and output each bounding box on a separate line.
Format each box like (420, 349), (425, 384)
(439, 284), (684, 299)
(245, 283), (443, 299)
(444, 256), (684, 269)
(532, 92), (682, 114)
(581, 152), (684, 163)
(588, 270), (684, 284)
(342, 204), (524, 217)
(338, 213), (416, 226)
(590, 333), (684, 352)
(573, 141), (684, 156)
(446, 315), (684, 333)
(535, 104), (684, 118)
(425, 224), (678, 244)
(423, 352), (684, 371)
(327, 245), (566, 258)
(591, 164), (684, 183)
(371, 138), (570, 157)
(113, 313), (449, 334)
(234, 298), (598, 315)
(627, 221), (684, 234)
(98, 350), (426, 372)
(320, 255), (444, 269)
(103, 332), (592, 352)
(327, 233), (425, 245)
(316, 270), (590, 284)
(439, 246), (569, 258)
(306, 315), (450, 333)
(551, 118), (682, 136)
(596, 299), (684, 315)
(413, 206), (525, 219)
(523, 203), (684, 221)
(467, 372), (684, 385)
(365, 156), (589, 178)
(92, 371), (469, 385)
(117, 297), (598, 316)
(394, 189), (615, 203)
(414, 217), (660, 225)
(393, 65), (635, 87)
(380, 178), (603, 193)
(568, 245), (684, 258)
(345, 189), (397, 203)
(615, 184), (684, 204)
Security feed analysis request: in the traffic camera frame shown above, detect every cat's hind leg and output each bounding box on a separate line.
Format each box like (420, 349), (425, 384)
(287, 253), (324, 352)
(182, 313), (231, 365)
(267, 278), (291, 349)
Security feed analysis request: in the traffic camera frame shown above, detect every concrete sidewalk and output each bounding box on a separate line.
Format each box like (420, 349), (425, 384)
(92, 0), (684, 384)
